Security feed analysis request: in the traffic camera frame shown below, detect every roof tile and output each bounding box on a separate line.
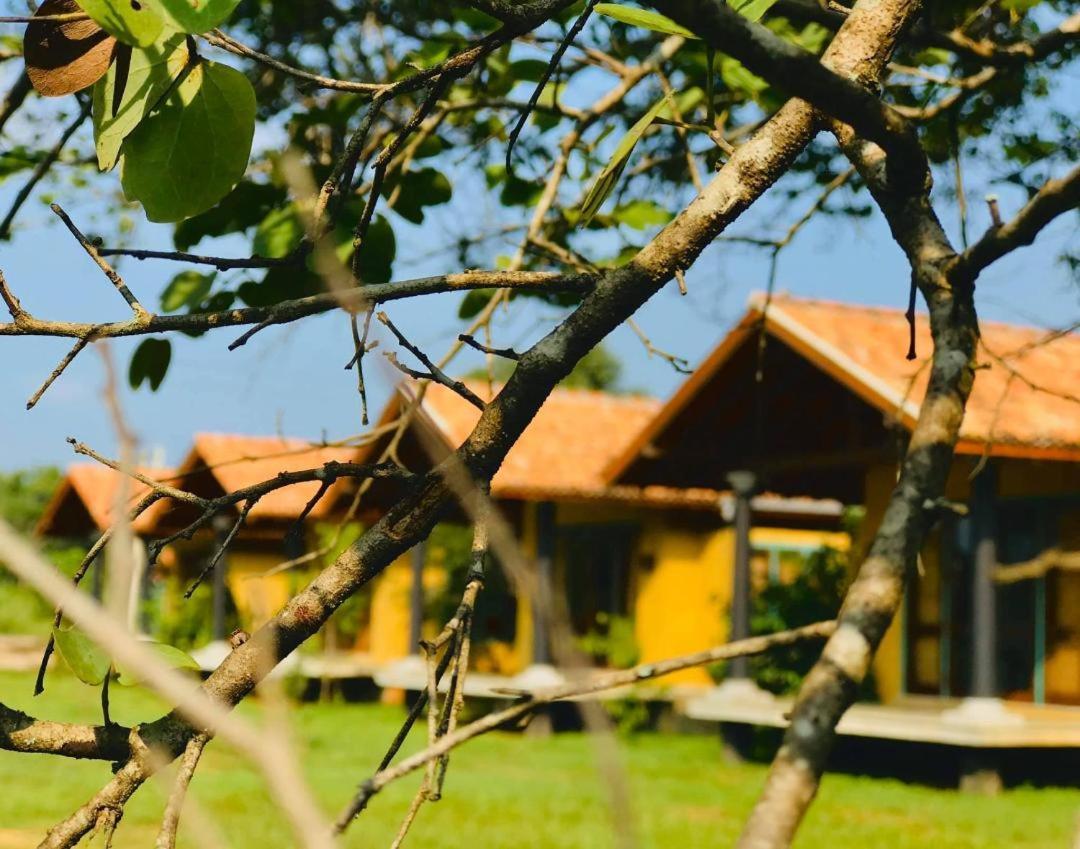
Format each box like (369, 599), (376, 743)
(762, 295), (1080, 458)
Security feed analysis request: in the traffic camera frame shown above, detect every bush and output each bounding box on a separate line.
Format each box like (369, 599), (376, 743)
(747, 546), (852, 695)
(0, 467), (84, 635)
(577, 612), (639, 669)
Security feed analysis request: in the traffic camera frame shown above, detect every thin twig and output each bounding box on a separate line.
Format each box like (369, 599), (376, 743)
(202, 30), (387, 94)
(51, 205), (151, 318)
(458, 333), (521, 361)
(505, 0), (600, 176)
(155, 733), (210, 849)
(379, 311), (487, 410)
(0, 100), (91, 240)
(346, 307), (376, 426)
(184, 500), (256, 598)
(341, 622), (837, 816)
(26, 336), (92, 410)
(627, 318), (691, 374)
(97, 247), (297, 270)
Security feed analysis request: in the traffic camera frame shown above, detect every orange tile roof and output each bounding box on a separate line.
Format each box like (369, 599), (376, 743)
(37, 464), (175, 536)
(605, 293), (1080, 481)
(177, 433), (363, 522)
(409, 381), (670, 502)
(394, 381), (842, 515)
(760, 295), (1080, 460)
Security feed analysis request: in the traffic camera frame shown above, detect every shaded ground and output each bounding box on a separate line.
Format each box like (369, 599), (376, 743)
(1, 671), (1078, 848)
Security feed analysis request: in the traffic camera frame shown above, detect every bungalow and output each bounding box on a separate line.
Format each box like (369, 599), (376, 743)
(35, 462), (172, 630)
(602, 293), (1080, 710)
(352, 379), (847, 690)
(36, 436), (368, 668)
(38, 391), (848, 693)
(39, 293), (1076, 733)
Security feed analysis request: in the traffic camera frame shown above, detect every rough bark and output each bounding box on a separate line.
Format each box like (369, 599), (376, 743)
(0, 702), (129, 761)
(734, 7), (998, 847)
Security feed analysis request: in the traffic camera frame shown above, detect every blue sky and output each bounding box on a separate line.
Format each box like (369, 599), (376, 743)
(0, 30), (1077, 472)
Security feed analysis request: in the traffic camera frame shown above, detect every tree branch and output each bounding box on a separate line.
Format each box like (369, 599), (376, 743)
(343, 622), (837, 815)
(0, 702), (130, 761)
(0, 270), (593, 341)
(957, 165), (1080, 279)
(154, 733), (209, 849)
(6, 0), (920, 841)
(652, 0), (927, 182)
(378, 311), (487, 411)
(735, 1), (995, 843)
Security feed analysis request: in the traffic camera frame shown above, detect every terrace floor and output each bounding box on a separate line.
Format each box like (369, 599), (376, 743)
(684, 687), (1080, 748)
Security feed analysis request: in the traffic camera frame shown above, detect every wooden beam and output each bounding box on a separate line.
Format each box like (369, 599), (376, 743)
(727, 471), (756, 680)
(532, 502), (556, 666)
(970, 465), (998, 699)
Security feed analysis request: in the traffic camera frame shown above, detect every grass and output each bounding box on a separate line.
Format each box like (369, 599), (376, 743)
(1, 670), (1078, 849)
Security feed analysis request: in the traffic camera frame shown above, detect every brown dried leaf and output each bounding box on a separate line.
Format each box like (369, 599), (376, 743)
(24, 0), (116, 97)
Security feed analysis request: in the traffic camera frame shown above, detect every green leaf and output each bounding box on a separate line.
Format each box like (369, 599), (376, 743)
(578, 96), (669, 227)
(353, 214), (396, 285)
(383, 167), (452, 224)
(1002, 0), (1040, 13)
(613, 200), (673, 229)
(129, 338), (171, 391)
(253, 203), (304, 259)
(458, 288), (496, 320)
(238, 266), (321, 307)
(92, 31), (189, 171)
(531, 82), (563, 131)
(0, 148), (39, 186)
(173, 181), (286, 251)
(594, 4), (698, 38)
(720, 55), (768, 99)
(76, 0), (165, 46)
(793, 22), (830, 54)
(160, 270), (214, 312)
(501, 176), (543, 207)
(728, 0), (779, 22)
(120, 60), (256, 222)
(143, 0), (241, 33)
(509, 59), (550, 82)
(115, 641), (199, 686)
(52, 626), (110, 686)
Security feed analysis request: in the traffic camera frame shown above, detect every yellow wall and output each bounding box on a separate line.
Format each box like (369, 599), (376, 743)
(367, 552), (446, 663)
(631, 522), (850, 687)
(226, 551), (293, 629)
(364, 502), (852, 688)
(635, 522), (731, 685)
(861, 463), (905, 704)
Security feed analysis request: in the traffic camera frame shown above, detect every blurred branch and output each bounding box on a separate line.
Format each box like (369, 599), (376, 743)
(957, 165), (1080, 279)
(342, 622), (837, 814)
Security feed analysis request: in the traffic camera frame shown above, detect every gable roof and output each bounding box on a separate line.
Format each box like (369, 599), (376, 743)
(36, 464), (175, 537)
(386, 380), (725, 507)
(605, 293), (1080, 482)
(174, 434), (363, 522)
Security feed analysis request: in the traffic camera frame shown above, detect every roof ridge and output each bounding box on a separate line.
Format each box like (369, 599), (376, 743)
(748, 291), (1077, 338)
(454, 377), (658, 403)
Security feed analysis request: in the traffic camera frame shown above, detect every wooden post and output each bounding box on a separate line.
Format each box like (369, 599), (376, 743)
(970, 465), (998, 698)
(1033, 574), (1046, 705)
(727, 471), (756, 680)
(211, 515), (231, 642)
(409, 541), (426, 652)
(939, 514), (956, 698)
(532, 501), (556, 666)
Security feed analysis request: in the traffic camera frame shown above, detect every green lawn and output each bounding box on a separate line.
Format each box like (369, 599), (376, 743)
(1, 670), (1077, 849)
